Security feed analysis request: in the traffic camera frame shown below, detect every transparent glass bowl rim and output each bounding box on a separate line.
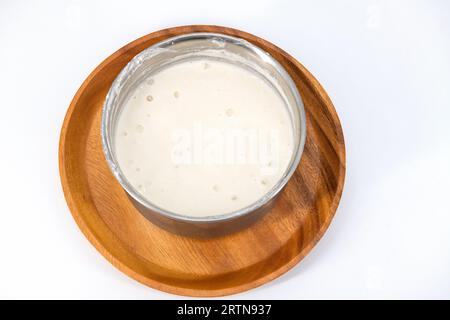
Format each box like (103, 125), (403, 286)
(101, 32), (307, 223)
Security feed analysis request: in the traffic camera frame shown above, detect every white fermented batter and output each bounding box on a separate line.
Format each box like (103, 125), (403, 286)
(115, 59), (294, 217)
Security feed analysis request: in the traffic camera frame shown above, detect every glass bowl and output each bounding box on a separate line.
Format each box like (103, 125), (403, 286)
(101, 33), (306, 237)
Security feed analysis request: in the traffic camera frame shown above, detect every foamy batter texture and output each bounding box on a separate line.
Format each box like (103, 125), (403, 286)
(115, 59), (293, 217)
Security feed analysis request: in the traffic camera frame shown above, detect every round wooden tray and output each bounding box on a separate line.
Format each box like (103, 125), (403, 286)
(59, 25), (346, 297)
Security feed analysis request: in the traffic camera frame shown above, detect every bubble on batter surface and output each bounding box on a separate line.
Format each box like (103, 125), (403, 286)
(135, 124), (144, 133)
(225, 108), (234, 117)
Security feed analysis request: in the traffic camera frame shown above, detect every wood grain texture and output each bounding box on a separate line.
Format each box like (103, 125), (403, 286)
(59, 25), (346, 297)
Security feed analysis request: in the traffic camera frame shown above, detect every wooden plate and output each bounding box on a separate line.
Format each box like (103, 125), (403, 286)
(59, 25), (346, 297)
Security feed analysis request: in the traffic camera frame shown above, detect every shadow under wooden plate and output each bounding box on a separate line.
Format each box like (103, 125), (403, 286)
(59, 25), (346, 297)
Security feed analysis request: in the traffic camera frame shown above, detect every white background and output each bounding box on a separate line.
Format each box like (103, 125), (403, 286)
(0, 0), (449, 299)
